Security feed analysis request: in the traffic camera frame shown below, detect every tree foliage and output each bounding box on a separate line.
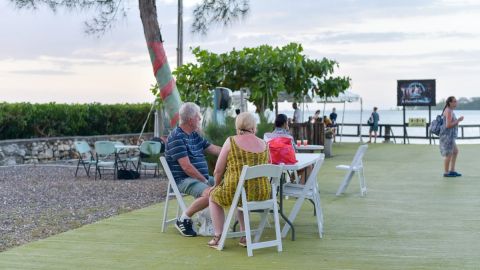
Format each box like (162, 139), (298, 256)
(10, 0), (250, 36)
(432, 96), (480, 110)
(10, 0), (128, 36)
(192, 0), (249, 35)
(173, 43), (351, 112)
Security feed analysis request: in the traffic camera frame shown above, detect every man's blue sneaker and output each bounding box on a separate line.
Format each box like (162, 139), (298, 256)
(449, 171), (462, 177)
(443, 172), (456, 177)
(175, 219), (197, 237)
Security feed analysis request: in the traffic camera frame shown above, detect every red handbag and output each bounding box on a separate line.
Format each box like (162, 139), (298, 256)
(267, 137), (297, 165)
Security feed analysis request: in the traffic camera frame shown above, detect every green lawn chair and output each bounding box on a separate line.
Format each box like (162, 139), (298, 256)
(137, 141), (162, 177)
(74, 140), (96, 177)
(94, 141), (117, 180)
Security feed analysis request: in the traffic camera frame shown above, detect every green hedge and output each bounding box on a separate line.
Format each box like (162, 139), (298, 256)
(0, 102), (154, 140)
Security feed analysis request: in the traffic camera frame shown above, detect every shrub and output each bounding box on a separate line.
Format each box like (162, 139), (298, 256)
(0, 102), (154, 140)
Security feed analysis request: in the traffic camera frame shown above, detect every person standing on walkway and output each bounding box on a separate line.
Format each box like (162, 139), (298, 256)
(440, 96), (464, 177)
(329, 108), (337, 125)
(292, 102), (303, 123)
(368, 107), (380, 143)
(292, 102), (304, 140)
(329, 108), (338, 142)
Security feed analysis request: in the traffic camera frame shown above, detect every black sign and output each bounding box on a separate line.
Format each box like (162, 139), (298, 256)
(397, 79), (436, 106)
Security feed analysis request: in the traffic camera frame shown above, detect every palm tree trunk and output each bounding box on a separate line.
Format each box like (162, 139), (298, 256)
(139, 0), (182, 128)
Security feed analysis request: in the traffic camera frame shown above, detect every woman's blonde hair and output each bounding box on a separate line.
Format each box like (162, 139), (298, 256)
(235, 112), (257, 134)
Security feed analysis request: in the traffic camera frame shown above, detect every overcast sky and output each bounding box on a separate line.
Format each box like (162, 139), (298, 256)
(1, 0), (480, 109)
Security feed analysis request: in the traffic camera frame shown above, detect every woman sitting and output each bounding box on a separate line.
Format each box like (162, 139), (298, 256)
(208, 112), (271, 248)
(263, 113), (295, 149)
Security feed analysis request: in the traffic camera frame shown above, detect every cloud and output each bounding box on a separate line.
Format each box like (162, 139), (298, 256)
(9, 69), (74, 76)
(2, 0), (480, 107)
(311, 31), (478, 44)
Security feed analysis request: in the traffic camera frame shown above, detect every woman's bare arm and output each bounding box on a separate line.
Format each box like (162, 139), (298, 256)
(213, 138), (231, 186)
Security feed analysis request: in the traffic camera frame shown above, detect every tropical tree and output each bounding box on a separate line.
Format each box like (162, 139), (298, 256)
(173, 43), (351, 112)
(9, 0), (249, 128)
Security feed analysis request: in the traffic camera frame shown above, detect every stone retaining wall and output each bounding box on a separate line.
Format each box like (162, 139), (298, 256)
(0, 133), (154, 166)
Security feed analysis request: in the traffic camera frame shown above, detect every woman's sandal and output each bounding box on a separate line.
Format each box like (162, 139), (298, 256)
(238, 236), (247, 247)
(207, 235), (221, 249)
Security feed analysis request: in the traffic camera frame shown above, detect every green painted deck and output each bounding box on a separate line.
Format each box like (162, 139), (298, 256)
(1, 143), (479, 269)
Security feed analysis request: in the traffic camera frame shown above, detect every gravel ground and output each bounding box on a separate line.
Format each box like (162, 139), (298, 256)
(0, 164), (167, 252)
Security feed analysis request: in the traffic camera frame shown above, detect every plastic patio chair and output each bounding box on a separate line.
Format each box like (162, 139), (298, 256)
(217, 164), (283, 257)
(74, 140), (96, 177)
(281, 155), (325, 238)
(94, 141), (117, 180)
(335, 144), (368, 197)
(137, 141), (162, 177)
(159, 156), (189, 232)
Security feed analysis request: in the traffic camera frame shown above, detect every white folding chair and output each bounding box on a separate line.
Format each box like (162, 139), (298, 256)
(281, 155), (325, 238)
(160, 156), (188, 232)
(217, 164), (283, 257)
(335, 144), (368, 197)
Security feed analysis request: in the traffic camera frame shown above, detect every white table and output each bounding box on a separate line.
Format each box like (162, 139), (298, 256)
(279, 153), (323, 240)
(283, 153), (322, 170)
(296, 144), (324, 153)
(114, 145), (140, 151)
(284, 153), (322, 184)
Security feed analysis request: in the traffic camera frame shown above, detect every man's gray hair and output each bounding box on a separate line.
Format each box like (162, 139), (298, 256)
(179, 102), (200, 125)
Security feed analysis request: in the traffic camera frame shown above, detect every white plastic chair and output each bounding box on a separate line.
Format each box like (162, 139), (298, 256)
(335, 144), (368, 196)
(281, 155), (325, 238)
(160, 156), (188, 232)
(217, 164), (283, 257)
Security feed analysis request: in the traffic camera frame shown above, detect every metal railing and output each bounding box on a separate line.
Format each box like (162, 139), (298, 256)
(337, 123), (480, 144)
(282, 122), (480, 145)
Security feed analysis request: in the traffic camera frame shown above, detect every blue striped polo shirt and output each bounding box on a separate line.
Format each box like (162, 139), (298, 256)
(165, 127), (211, 183)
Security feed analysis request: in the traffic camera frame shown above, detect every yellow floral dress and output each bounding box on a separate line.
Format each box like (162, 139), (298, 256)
(211, 137), (271, 207)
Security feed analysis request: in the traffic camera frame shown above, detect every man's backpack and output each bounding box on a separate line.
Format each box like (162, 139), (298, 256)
(367, 115), (374, 126)
(429, 115), (443, 136)
(117, 169), (140, 180)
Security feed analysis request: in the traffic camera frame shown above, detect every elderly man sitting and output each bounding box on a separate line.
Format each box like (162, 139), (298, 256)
(165, 102), (221, 237)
